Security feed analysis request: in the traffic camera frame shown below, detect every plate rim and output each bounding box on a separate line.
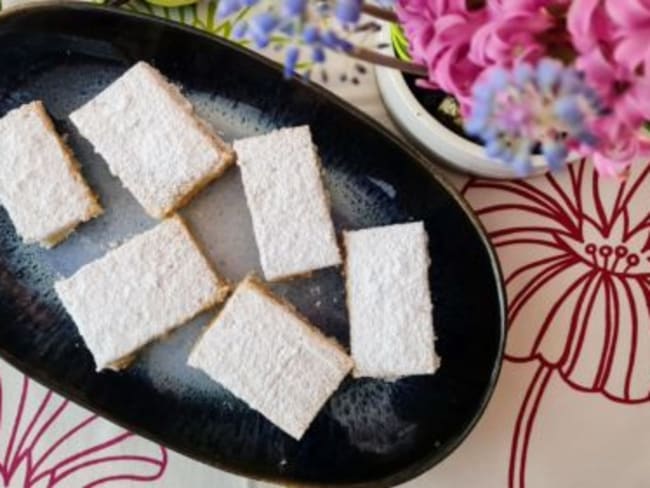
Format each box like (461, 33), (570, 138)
(0, 3), (507, 487)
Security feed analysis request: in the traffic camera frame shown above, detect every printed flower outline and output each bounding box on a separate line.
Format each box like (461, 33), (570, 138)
(0, 363), (167, 487)
(462, 160), (650, 488)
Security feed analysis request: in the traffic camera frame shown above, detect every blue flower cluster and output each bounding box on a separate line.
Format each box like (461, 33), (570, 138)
(465, 59), (602, 175)
(219, 0), (363, 78)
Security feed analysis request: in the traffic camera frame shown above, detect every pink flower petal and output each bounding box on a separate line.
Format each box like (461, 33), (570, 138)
(568, 0), (613, 54)
(614, 36), (650, 73)
(605, 0), (650, 29)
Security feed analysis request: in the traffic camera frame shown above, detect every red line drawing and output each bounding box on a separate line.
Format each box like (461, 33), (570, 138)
(463, 160), (650, 488)
(0, 366), (168, 487)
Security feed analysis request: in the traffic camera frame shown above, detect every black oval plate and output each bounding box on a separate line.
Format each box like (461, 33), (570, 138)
(0, 4), (506, 487)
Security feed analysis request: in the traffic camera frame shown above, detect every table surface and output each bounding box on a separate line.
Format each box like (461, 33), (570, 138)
(0, 2), (649, 487)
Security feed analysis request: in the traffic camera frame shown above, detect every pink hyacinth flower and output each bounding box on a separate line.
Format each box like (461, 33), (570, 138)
(396, 0), (488, 108)
(469, 0), (555, 67)
(577, 48), (650, 128)
(606, 0), (650, 72)
(395, 0), (474, 64)
(395, 0), (441, 65)
(488, 0), (570, 10)
(567, 0), (615, 54)
(429, 10), (489, 107)
(588, 117), (650, 177)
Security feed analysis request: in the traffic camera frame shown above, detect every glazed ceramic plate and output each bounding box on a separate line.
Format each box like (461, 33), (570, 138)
(0, 4), (505, 487)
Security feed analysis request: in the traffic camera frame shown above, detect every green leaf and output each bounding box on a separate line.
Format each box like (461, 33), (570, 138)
(206, 0), (216, 31)
(390, 23), (411, 62)
(215, 20), (232, 37)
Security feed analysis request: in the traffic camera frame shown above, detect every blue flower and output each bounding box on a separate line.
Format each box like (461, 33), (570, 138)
(282, 0), (307, 17)
(465, 58), (602, 174)
(542, 140), (569, 171)
(284, 46), (300, 78)
(335, 0), (363, 24)
(303, 25), (320, 44)
(311, 46), (326, 63)
(220, 0), (364, 78)
(554, 97), (584, 126)
(321, 30), (352, 52)
(248, 12), (278, 48)
(232, 21), (248, 39)
(217, 0), (260, 19)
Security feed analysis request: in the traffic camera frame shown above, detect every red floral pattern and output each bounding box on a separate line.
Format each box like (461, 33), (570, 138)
(463, 160), (650, 487)
(0, 364), (167, 487)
